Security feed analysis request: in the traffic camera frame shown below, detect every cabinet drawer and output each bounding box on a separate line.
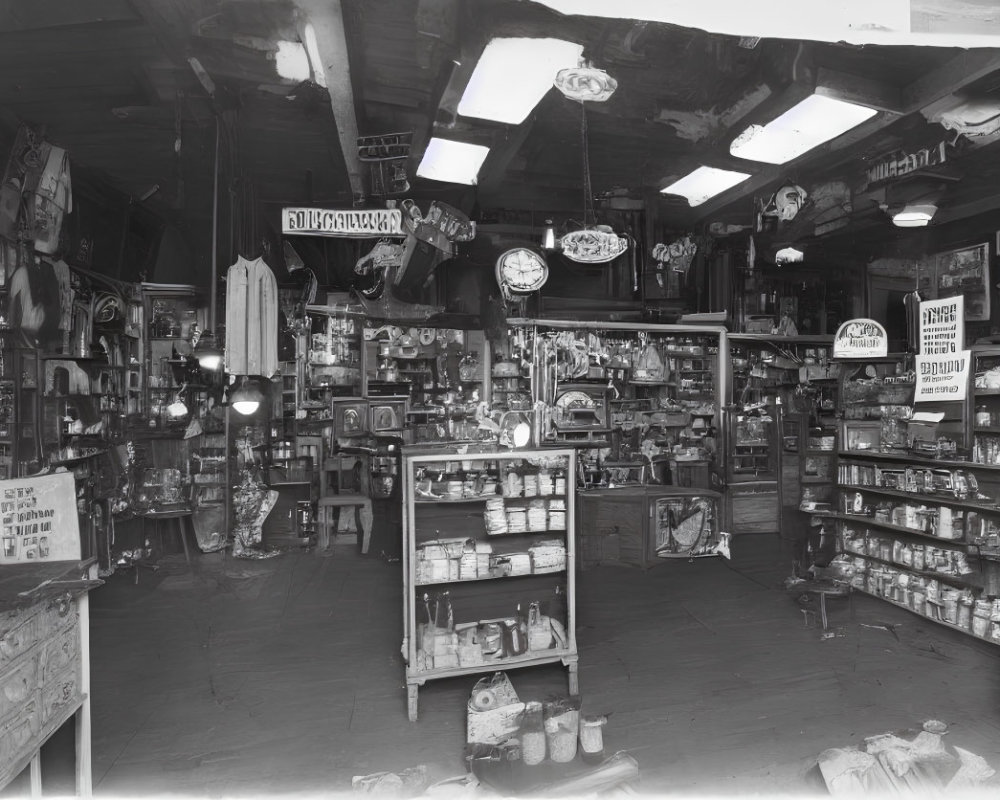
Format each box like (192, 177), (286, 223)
(0, 654), (37, 721)
(39, 619), (80, 684)
(0, 600), (78, 671)
(0, 699), (39, 787)
(0, 613), (40, 669)
(41, 666), (81, 728)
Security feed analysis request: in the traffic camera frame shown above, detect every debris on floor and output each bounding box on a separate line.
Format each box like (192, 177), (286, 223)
(463, 672), (638, 796)
(817, 719), (997, 794)
(351, 765), (431, 796)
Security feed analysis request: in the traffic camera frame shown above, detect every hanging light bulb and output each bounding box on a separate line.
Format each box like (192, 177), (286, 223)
(541, 219), (558, 251)
(194, 329), (224, 371)
(230, 376), (263, 416)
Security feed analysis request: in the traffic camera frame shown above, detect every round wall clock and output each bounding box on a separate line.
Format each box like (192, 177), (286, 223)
(496, 248), (549, 294)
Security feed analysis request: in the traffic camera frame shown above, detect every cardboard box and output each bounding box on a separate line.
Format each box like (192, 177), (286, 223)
(467, 702), (526, 745)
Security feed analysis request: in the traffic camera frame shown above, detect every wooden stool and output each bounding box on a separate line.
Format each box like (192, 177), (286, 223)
(800, 580), (854, 630)
(316, 494), (373, 555)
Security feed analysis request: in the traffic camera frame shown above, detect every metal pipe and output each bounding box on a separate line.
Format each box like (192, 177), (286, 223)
(210, 115), (219, 331)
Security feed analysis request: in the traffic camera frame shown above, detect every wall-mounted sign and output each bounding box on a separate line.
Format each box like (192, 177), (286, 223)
(833, 318), (888, 359)
(915, 351), (970, 402)
(0, 472), (80, 564)
(282, 207), (404, 238)
(862, 141), (948, 191)
(920, 295), (964, 355)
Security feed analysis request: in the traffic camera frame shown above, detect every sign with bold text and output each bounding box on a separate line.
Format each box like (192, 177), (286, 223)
(915, 351), (970, 402)
(919, 295), (964, 355)
(282, 207), (405, 238)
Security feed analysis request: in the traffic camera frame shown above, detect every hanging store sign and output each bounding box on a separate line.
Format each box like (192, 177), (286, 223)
(915, 351), (971, 402)
(833, 318), (888, 359)
(919, 295), (964, 355)
(862, 141), (949, 191)
(282, 207), (405, 238)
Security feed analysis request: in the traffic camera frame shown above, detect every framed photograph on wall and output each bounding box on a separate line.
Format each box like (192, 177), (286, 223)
(935, 242), (990, 321)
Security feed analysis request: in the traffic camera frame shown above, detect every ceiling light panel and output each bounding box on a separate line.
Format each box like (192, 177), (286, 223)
(730, 94), (878, 164)
(458, 37), (584, 125)
(661, 166), (752, 206)
(416, 138), (491, 185)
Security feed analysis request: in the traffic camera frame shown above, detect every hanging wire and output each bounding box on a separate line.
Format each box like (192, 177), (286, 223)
(580, 101), (594, 227)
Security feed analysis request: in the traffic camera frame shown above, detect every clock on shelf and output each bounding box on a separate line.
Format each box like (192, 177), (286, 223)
(496, 248), (549, 297)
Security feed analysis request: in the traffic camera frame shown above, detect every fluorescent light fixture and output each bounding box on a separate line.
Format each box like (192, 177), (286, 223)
(416, 138), (490, 185)
(303, 23), (327, 88)
(661, 166), (751, 207)
(275, 41), (311, 82)
(892, 203), (937, 227)
(458, 37), (584, 124)
(775, 246), (805, 264)
(730, 94), (877, 164)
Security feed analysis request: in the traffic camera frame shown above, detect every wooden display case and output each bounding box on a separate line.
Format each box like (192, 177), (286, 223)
(401, 446), (578, 721)
(506, 320), (726, 482)
(725, 335), (837, 530)
(138, 283), (207, 435)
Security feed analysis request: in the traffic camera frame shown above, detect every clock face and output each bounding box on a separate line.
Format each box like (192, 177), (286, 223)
(496, 248), (548, 293)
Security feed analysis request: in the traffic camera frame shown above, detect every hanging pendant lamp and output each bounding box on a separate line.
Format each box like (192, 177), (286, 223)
(554, 61), (628, 265)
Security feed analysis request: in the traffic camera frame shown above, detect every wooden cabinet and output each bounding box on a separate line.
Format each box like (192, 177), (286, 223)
(578, 486), (723, 568)
(139, 283), (206, 435)
(0, 559), (97, 794)
(724, 335), (837, 533)
(401, 446), (577, 721)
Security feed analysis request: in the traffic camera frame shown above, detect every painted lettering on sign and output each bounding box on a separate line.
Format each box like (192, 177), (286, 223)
(282, 208), (405, 238)
(863, 141), (948, 190)
(919, 296), (964, 356)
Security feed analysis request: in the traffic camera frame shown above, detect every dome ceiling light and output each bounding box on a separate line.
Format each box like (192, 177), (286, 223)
(554, 61), (618, 103)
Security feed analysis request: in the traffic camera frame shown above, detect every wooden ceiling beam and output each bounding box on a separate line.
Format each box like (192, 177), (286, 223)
(292, 0), (365, 203)
(813, 66), (902, 114)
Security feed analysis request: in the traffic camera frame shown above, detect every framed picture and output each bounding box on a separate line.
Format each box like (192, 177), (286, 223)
(841, 420), (881, 452)
(370, 400), (405, 432)
(334, 401), (368, 438)
(935, 242), (990, 321)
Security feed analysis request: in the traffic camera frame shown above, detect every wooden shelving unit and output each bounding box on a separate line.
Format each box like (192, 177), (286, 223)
(832, 354), (1000, 645)
(401, 446), (578, 721)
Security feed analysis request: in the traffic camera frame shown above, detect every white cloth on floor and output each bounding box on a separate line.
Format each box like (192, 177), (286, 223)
(224, 255), (278, 377)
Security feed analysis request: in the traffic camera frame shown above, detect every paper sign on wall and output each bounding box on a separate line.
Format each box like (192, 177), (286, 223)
(919, 295), (964, 355)
(915, 350), (970, 402)
(0, 472), (80, 564)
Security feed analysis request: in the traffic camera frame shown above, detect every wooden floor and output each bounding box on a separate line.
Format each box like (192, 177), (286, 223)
(82, 535), (1000, 797)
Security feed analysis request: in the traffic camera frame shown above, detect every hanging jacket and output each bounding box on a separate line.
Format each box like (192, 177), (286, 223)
(224, 255), (278, 377)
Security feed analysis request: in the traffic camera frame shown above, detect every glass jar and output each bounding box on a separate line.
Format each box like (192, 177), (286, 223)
(975, 403), (991, 427)
(458, 351), (480, 383)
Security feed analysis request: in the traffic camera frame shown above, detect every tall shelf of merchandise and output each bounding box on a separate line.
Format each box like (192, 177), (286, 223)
(831, 353), (1000, 644)
(401, 446), (578, 721)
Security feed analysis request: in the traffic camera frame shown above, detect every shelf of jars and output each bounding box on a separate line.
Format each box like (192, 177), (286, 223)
(833, 543), (1000, 644)
(402, 446), (577, 721)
